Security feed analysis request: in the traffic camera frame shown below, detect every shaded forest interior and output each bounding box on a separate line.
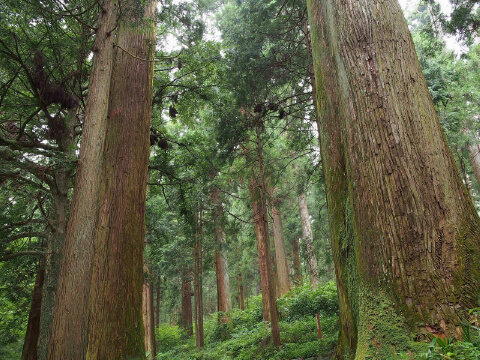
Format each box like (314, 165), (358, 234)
(1, 0), (480, 359)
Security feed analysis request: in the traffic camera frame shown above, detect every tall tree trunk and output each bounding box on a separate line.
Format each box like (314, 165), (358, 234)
(181, 272), (194, 336)
(143, 237), (156, 359)
(237, 272), (245, 310)
(21, 259), (45, 360)
(210, 185), (232, 317)
(46, 2), (118, 358)
(307, 0), (480, 358)
(142, 279), (156, 359)
(37, 111), (76, 359)
(155, 277), (161, 329)
(290, 235), (303, 286)
(193, 210), (204, 348)
(271, 201), (291, 297)
(468, 142), (480, 185)
(298, 193), (320, 286)
(85, 1), (157, 358)
(248, 127), (281, 346)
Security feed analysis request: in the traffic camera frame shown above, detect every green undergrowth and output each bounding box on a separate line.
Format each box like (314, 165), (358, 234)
(389, 308), (480, 360)
(156, 282), (339, 360)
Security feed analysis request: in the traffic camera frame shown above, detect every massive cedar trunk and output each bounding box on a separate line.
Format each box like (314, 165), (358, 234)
(210, 185), (232, 316)
(248, 127), (281, 346)
(193, 210), (204, 348)
(290, 235), (303, 286)
(181, 272), (194, 336)
(271, 200), (291, 297)
(298, 193), (320, 286)
(85, 1), (157, 358)
(307, 0), (480, 358)
(46, 2), (118, 358)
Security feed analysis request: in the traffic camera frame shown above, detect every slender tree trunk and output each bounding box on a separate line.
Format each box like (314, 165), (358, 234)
(193, 210), (204, 348)
(21, 259), (45, 360)
(298, 193), (319, 286)
(37, 111), (76, 359)
(307, 0), (480, 358)
(86, 1), (157, 358)
(45, 2), (118, 358)
(155, 277), (161, 329)
(143, 264), (156, 359)
(291, 235), (303, 286)
(210, 185), (232, 317)
(248, 127), (281, 346)
(181, 272), (194, 336)
(271, 201), (291, 297)
(237, 272), (245, 310)
(468, 143), (480, 185)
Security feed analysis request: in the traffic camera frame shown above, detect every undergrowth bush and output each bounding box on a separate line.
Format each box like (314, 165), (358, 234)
(156, 282), (339, 360)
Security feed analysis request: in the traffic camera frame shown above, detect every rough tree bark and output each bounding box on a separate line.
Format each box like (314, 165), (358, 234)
(307, 0), (480, 358)
(85, 1), (157, 358)
(298, 193), (320, 286)
(46, 1), (118, 358)
(271, 198), (291, 297)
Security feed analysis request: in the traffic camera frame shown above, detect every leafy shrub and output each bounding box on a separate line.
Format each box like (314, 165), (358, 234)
(277, 281), (339, 321)
(156, 323), (184, 350)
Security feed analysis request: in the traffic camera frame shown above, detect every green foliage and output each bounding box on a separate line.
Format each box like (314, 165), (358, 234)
(277, 282), (339, 321)
(156, 323), (186, 350)
(156, 283), (339, 359)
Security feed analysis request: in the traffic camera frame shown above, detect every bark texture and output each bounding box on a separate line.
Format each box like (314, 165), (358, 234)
(307, 0), (480, 358)
(46, 2), (118, 358)
(298, 193), (320, 286)
(85, 1), (157, 358)
(271, 202), (291, 297)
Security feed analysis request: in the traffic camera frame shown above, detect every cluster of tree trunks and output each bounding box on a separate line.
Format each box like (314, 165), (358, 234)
(306, 0), (480, 358)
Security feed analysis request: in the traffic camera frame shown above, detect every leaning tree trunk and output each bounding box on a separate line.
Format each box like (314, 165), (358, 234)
(85, 1), (157, 358)
(46, 2), (118, 358)
(307, 0), (480, 358)
(271, 200), (291, 297)
(298, 193), (320, 286)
